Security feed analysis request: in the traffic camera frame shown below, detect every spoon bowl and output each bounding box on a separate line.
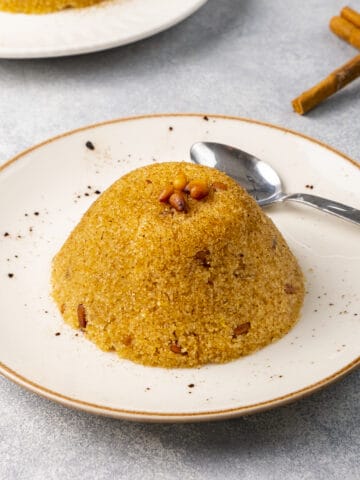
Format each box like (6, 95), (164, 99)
(190, 142), (285, 206)
(190, 141), (360, 226)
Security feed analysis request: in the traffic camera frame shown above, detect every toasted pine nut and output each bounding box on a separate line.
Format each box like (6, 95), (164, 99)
(173, 172), (187, 191)
(170, 343), (182, 354)
(233, 322), (250, 336)
(187, 180), (209, 200)
(284, 284), (296, 294)
(169, 191), (187, 211)
(159, 184), (174, 203)
(123, 335), (133, 346)
(77, 304), (87, 330)
(212, 182), (228, 191)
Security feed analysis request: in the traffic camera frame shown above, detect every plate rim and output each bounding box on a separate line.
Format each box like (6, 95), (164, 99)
(0, 0), (208, 59)
(2, 358), (359, 423)
(0, 113), (359, 422)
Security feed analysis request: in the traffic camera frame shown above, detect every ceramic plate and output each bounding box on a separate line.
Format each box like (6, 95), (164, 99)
(0, 114), (359, 422)
(0, 0), (207, 59)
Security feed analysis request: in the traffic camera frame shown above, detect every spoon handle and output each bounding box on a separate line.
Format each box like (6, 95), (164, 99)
(283, 193), (360, 226)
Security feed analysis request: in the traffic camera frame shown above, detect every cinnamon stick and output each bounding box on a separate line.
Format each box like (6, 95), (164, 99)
(329, 16), (360, 49)
(292, 54), (360, 114)
(341, 6), (360, 28)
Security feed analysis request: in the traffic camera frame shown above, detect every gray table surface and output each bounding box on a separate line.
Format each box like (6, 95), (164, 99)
(0, 0), (359, 479)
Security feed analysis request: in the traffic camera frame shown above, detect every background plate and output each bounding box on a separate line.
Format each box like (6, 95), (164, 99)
(0, 114), (359, 422)
(0, 0), (207, 58)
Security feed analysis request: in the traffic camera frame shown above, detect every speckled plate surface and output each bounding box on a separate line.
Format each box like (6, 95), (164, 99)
(0, 0), (207, 59)
(0, 114), (359, 422)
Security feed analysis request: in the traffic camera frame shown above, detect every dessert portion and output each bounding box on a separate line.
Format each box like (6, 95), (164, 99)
(0, 0), (104, 14)
(52, 162), (304, 368)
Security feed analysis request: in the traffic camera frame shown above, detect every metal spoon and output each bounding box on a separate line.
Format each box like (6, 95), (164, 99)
(190, 142), (360, 226)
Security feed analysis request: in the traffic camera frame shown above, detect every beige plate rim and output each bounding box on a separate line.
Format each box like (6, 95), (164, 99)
(0, 0), (209, 59)
(0, 113), (359, 423)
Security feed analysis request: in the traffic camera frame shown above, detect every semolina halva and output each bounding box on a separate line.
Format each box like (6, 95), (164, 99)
(51, 162), (304, 368)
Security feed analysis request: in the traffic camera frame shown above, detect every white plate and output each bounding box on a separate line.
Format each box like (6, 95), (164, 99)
(0, 114), (359, 422)
(0, 0), (207, 59)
